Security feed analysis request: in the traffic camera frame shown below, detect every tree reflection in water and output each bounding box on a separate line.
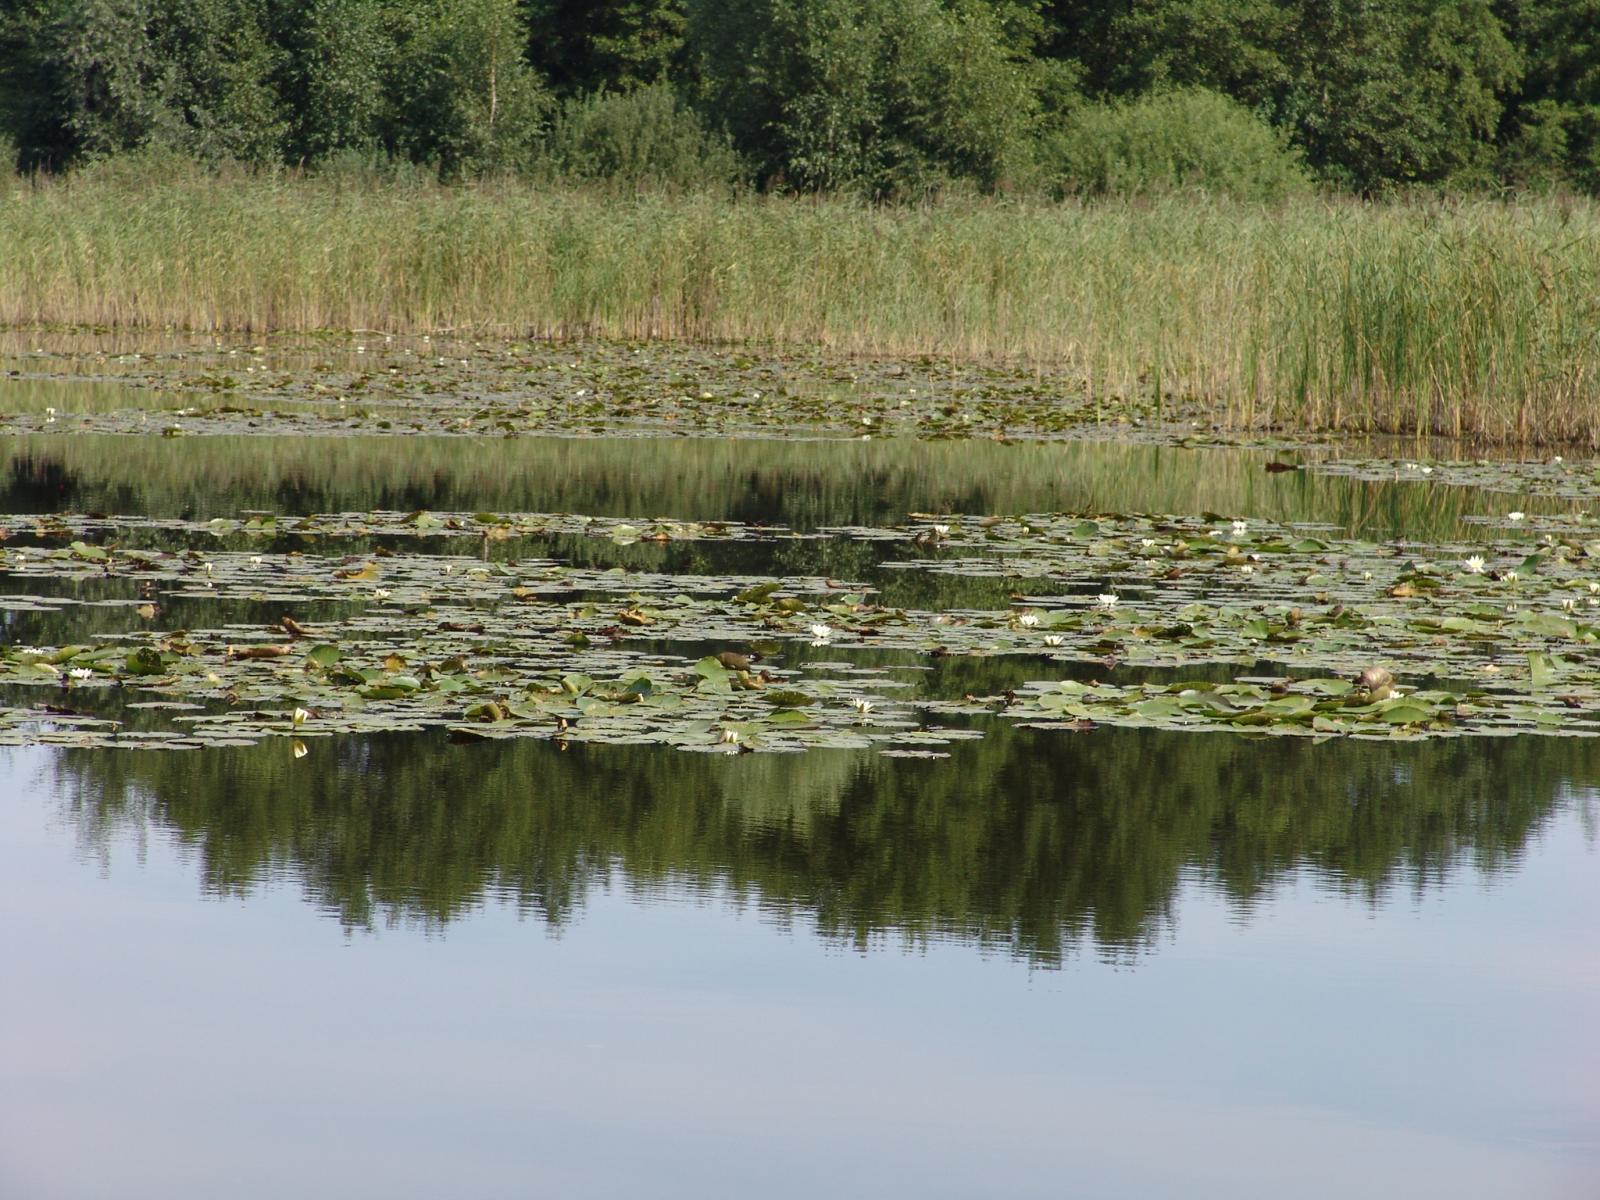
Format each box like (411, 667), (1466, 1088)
(52, 720), (1574, 966)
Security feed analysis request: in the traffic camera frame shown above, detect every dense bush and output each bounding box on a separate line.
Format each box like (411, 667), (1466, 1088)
(1044, 89), (1310, 201)
(541, 83), (744, 191)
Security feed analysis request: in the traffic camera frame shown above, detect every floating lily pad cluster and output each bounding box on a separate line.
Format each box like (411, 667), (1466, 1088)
(5, 497), (1600, 749)
(2, 335), (1171, 442)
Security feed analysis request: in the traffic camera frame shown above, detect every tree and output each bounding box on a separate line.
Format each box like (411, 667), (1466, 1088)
(382, 0), (551, 176)
(522, 0), (688, 95)
(267, 0), (393, 164)
(0, 0), (284, 168)
(1501, 0), (1600, 188)
(1040, 0), (1522, 190)
(686, 0), (1039, 196)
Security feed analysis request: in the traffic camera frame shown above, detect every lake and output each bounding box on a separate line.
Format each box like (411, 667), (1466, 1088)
(1, 352), (1596, 1199)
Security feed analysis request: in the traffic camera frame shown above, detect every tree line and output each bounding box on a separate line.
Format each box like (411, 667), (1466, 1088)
(0, 0), (1596, 196)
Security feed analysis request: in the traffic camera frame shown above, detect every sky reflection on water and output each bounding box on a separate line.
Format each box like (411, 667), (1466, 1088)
(2, 745), (1596, 1200)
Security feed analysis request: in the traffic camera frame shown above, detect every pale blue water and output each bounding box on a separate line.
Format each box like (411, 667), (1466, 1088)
(2, 743), (1595, 1200)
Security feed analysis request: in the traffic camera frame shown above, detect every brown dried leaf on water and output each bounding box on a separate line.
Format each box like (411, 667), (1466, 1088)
(229, 643), (293, 660)
(1355, 666), (1396, 701)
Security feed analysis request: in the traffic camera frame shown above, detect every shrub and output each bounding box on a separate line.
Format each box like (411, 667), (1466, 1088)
(1043, 88), (1310, 202)
(542, 84), (745, 191)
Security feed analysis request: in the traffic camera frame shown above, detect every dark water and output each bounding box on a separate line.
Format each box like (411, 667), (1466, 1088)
(1, 429), (1597, 1199)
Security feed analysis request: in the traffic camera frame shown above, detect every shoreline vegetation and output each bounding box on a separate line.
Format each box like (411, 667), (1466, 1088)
(3, 162), (1599, 447)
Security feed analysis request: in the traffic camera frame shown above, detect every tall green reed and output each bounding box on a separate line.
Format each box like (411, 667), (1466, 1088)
(2, 160), (1597, 444)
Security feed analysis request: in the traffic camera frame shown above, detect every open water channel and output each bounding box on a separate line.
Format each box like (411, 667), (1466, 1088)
(0, 345), (1596, 1198)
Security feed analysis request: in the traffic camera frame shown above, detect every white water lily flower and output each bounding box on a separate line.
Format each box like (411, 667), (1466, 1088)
(809, 623), (832, 641)
(1508, 511), (1526, 522)
(1421, 466), (1434, 475)
(203, 562), (213, 575)
(1362, 570), (1373, 581)
(852, 698), (874, 715)
(249, 555), (263, 567)
(1139, 538), (1157, 549)
(1017, 612), (1040, 628)
(1096, 593), (1119, 610)
(932, 524), (951, 536)
(1562, 598), (1577, 613)
(719, 728), (741, 744)
(1240, 564), (1255, 575)
(292, 707), (310, 726)
(1231, 519), (1248, 538)
(1589, 581), (1599, 594)
(69, 667), (93, 681)
(1043, 635), (1064, 647)
(1504, 571), (1518, 584)
(1464, 555), (1486, 574)
(372, 588), (390, 600)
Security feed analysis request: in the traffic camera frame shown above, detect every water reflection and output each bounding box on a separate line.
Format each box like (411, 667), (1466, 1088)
(0, 431), (1549, 537)
(52, 722), (1579, 965)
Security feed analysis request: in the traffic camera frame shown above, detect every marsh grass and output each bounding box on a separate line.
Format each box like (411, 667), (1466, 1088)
(3, 159), (1599, 444)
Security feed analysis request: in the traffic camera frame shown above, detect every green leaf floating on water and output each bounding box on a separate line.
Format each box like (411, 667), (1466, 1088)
(125, 647), (167, 675)
(1529, 652), (1555, 690)
(763, 690), (812, 707)
(304, 644), (342, 668)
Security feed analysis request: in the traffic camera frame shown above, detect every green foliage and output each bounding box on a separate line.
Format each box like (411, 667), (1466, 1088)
(381, 0), (551, 176)
(0, 0), (1597, 192)
(1042, 88), (1310, 201)
(685, 0), (1040, 196)
(1092, 0), (1524, 192)
(269, 0), (392, 164)
(524, 0), (688, 94)
(542, 83), (744, 190)
(1502, 0), (1600, 189)
(0, 0), (285, 168)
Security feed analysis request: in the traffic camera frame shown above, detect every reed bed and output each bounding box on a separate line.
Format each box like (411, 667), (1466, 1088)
(3, 161), (1598, 444)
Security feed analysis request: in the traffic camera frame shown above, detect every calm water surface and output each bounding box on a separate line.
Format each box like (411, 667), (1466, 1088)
(1, 421), (1597, 1199)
